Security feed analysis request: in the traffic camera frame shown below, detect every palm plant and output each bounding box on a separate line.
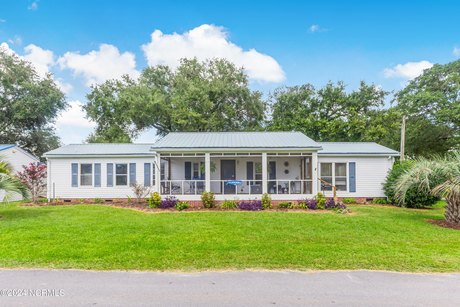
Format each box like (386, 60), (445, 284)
(395, 152), (460, 224)
(0, 156), (28, 202)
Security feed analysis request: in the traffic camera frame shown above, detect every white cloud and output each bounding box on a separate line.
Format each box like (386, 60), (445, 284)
(8, 35), (22, 45)
(383, 60), (433, 80)
(0, 42), (15, 55)
(23, 44), (55, 78)
(58, 44), (139, 86)
(141, 24), (285, 83)
(28, 1), (38, 10)
(0, 19), (6, 23)
(56, 100), (95, 129)
(309, 24), (328, 33)
(453, 47), (460, 57)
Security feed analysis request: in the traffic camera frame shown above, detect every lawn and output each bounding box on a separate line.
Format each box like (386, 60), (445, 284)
(0, 202), (459, 272)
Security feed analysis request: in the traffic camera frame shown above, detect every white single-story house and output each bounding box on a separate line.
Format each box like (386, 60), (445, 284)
(0, 144), (40, 201)
(43, 132), (399, 201)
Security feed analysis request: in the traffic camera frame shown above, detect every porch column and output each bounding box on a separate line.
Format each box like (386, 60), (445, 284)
(312, 152), (318, 195)
(154, 153), (161, 193)
(205, 153), (211, 192)
(262, 152), (268, 194)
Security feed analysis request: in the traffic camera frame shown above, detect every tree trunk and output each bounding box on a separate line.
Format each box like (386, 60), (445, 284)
(445, 198), (460, 224)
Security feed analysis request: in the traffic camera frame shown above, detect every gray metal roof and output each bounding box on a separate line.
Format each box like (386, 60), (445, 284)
(0, 144), (15, 151)
(152, 132), (321, 150)
(318, 142), (399, 156)
(44, 143), (155, 157)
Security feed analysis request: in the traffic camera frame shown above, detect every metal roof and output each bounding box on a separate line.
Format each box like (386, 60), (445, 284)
(44, 143), (155, 157)
(152, 132), (321, 150)
(0, 144), (15, 152)
(318, 142), (399, 156)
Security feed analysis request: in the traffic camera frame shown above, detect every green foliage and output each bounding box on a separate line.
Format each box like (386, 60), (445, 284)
(385, 160), (438, 208)
(175, 202), (190, 211)
(84, 58), (266, 142)
(277, 201), (292, 209)
(314, 192), (326, 209)
(0, 47), (66, 158)
(372, 198), (390, 205)
(148, 192), (161, 208)
(0, 156), (28, 202)
(201, 191), (215, 208)
(342, 197), (356, 204)
(94, 198), (104, 204)
(261, 193), (272, 209)
(220, 200), (238, 210)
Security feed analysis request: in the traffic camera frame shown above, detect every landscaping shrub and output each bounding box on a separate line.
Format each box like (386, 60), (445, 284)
(148, 192), (161, 208)
(314, 192), (326, 209)
(335, 202), (351, 214)
(383, 160), (438, 208)
(325, 198), (336, 209)
(159, 196), (178, 209)
(94, 198), (104, 204)
(372, 198), (390, 205)
(175, 201), (189, 211)
(342, 197), (356, 204)
(261, 193), (272, 209)
(238, 200), (263, 211)
(277, 201), (292, 209)
(201, 191), (215, 208)
(131, 183), (150, 204)
(220, 200), (238, 209)
(306, 198), (318, 210)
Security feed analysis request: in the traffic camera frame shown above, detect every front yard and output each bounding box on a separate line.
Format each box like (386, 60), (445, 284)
(0, 202), (459, 272)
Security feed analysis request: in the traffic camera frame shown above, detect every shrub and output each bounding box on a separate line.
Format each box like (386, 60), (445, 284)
(175, 201), (189, 211)
(325, 198), (336, 209)
(335, 202), (351, 214)
(277, 201), (292, 209)
(159, 196), (178, 209)
(131, 183), (150, 204)
(261, 193), (272, 209)
(201, 191), (215, 208)
(383, 160), (438, 208)
(342, 197), (356, 204)
(94, 198), (104, 204)
(148, 192), (161, 208)
(16, 162), (46, 203)
(238, 200), (263, 211)
(297, 202), (307, 209)
(314, 192), (326, 209)
(221, 200), (238, 209)
(372, 198), (390, 205)
(306, 198), (318, 210)
(37, 197), (48, 203)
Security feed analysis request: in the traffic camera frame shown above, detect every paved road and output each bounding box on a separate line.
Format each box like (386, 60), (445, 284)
(0, 269), (459, 306)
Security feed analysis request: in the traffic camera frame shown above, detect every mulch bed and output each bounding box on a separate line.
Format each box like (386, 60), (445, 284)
(428, 219), (460, 231)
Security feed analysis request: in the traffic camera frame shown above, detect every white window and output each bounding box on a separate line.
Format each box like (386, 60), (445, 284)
(116, 163), (128, 186)
(320, 162), (347, 191)
(254, 162), (262, 184)
(80, 164), (92, 186)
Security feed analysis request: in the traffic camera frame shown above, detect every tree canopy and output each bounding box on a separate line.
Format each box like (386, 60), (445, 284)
(0, 48), (66, 158)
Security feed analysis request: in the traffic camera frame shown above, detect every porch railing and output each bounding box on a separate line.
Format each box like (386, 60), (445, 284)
(161, 180), (206, 195)
(267, 180), (312, 195)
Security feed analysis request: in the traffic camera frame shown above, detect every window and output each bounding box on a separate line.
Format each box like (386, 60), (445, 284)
(255, 162), (262, 184)
(193, 162), (199, 179)
(116, 163), (128, 186)
(80, 164), (92, 186)
(320, 163), (333, 191)
(320, 162), (347, 192)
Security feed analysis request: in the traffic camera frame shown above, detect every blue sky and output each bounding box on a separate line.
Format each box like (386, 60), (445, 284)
(1, 0), (460, 144)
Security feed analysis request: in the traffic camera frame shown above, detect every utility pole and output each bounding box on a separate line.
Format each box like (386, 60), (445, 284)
(400, 115), (406, 161)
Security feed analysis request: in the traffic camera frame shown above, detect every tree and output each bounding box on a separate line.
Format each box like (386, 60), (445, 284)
(395, 152), (460, 224)
(84, 58), (266, 142)
(0, 47), (66, 158)
(268, 81), (393, 144)
(395, 60), (460, 156)
(0, 156), (28, 202)
(17, 163), (47, 203)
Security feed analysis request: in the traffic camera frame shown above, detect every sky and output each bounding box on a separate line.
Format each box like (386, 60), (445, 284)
(1, 0), (460, 144)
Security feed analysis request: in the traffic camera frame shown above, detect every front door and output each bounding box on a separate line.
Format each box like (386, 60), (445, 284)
(221, 160), (236, 194)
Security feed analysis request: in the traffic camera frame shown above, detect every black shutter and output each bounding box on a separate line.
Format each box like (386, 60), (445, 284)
(184, 162), (192, 180)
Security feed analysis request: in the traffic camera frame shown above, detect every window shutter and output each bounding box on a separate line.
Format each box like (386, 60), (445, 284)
(144, 163), (151, 186)
(349, 162), (356, 192)
(94, 163), (101, 187)
(107, 163), (113, 187)
(246, 162), (254, 180)
(129, 163), (136, 185)
(71, 163), (78, 187)
(184, 162), (192, 180)
(269, 161), (276, 180)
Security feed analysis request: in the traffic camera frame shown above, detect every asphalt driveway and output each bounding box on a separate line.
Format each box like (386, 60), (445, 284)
(0, 269), (458, 306)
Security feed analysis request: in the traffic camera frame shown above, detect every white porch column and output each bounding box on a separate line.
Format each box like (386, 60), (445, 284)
(205, 153), (211, 192)
(154, 153), (161, 193)
(262, 152), (268, 194)
(312, 152), (318, 195)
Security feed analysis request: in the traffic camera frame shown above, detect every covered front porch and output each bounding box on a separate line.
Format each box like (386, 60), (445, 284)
(155, 151), (318, 200)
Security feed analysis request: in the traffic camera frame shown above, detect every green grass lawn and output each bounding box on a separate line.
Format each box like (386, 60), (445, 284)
(0, 202), (459, 272)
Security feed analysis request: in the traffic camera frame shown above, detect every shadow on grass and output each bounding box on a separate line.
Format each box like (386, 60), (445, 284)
(0, 207), (51, 221)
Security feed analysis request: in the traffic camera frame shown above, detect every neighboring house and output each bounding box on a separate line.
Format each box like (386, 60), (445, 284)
(43, 132), (399, 201)
(0, 144), (40, 201)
